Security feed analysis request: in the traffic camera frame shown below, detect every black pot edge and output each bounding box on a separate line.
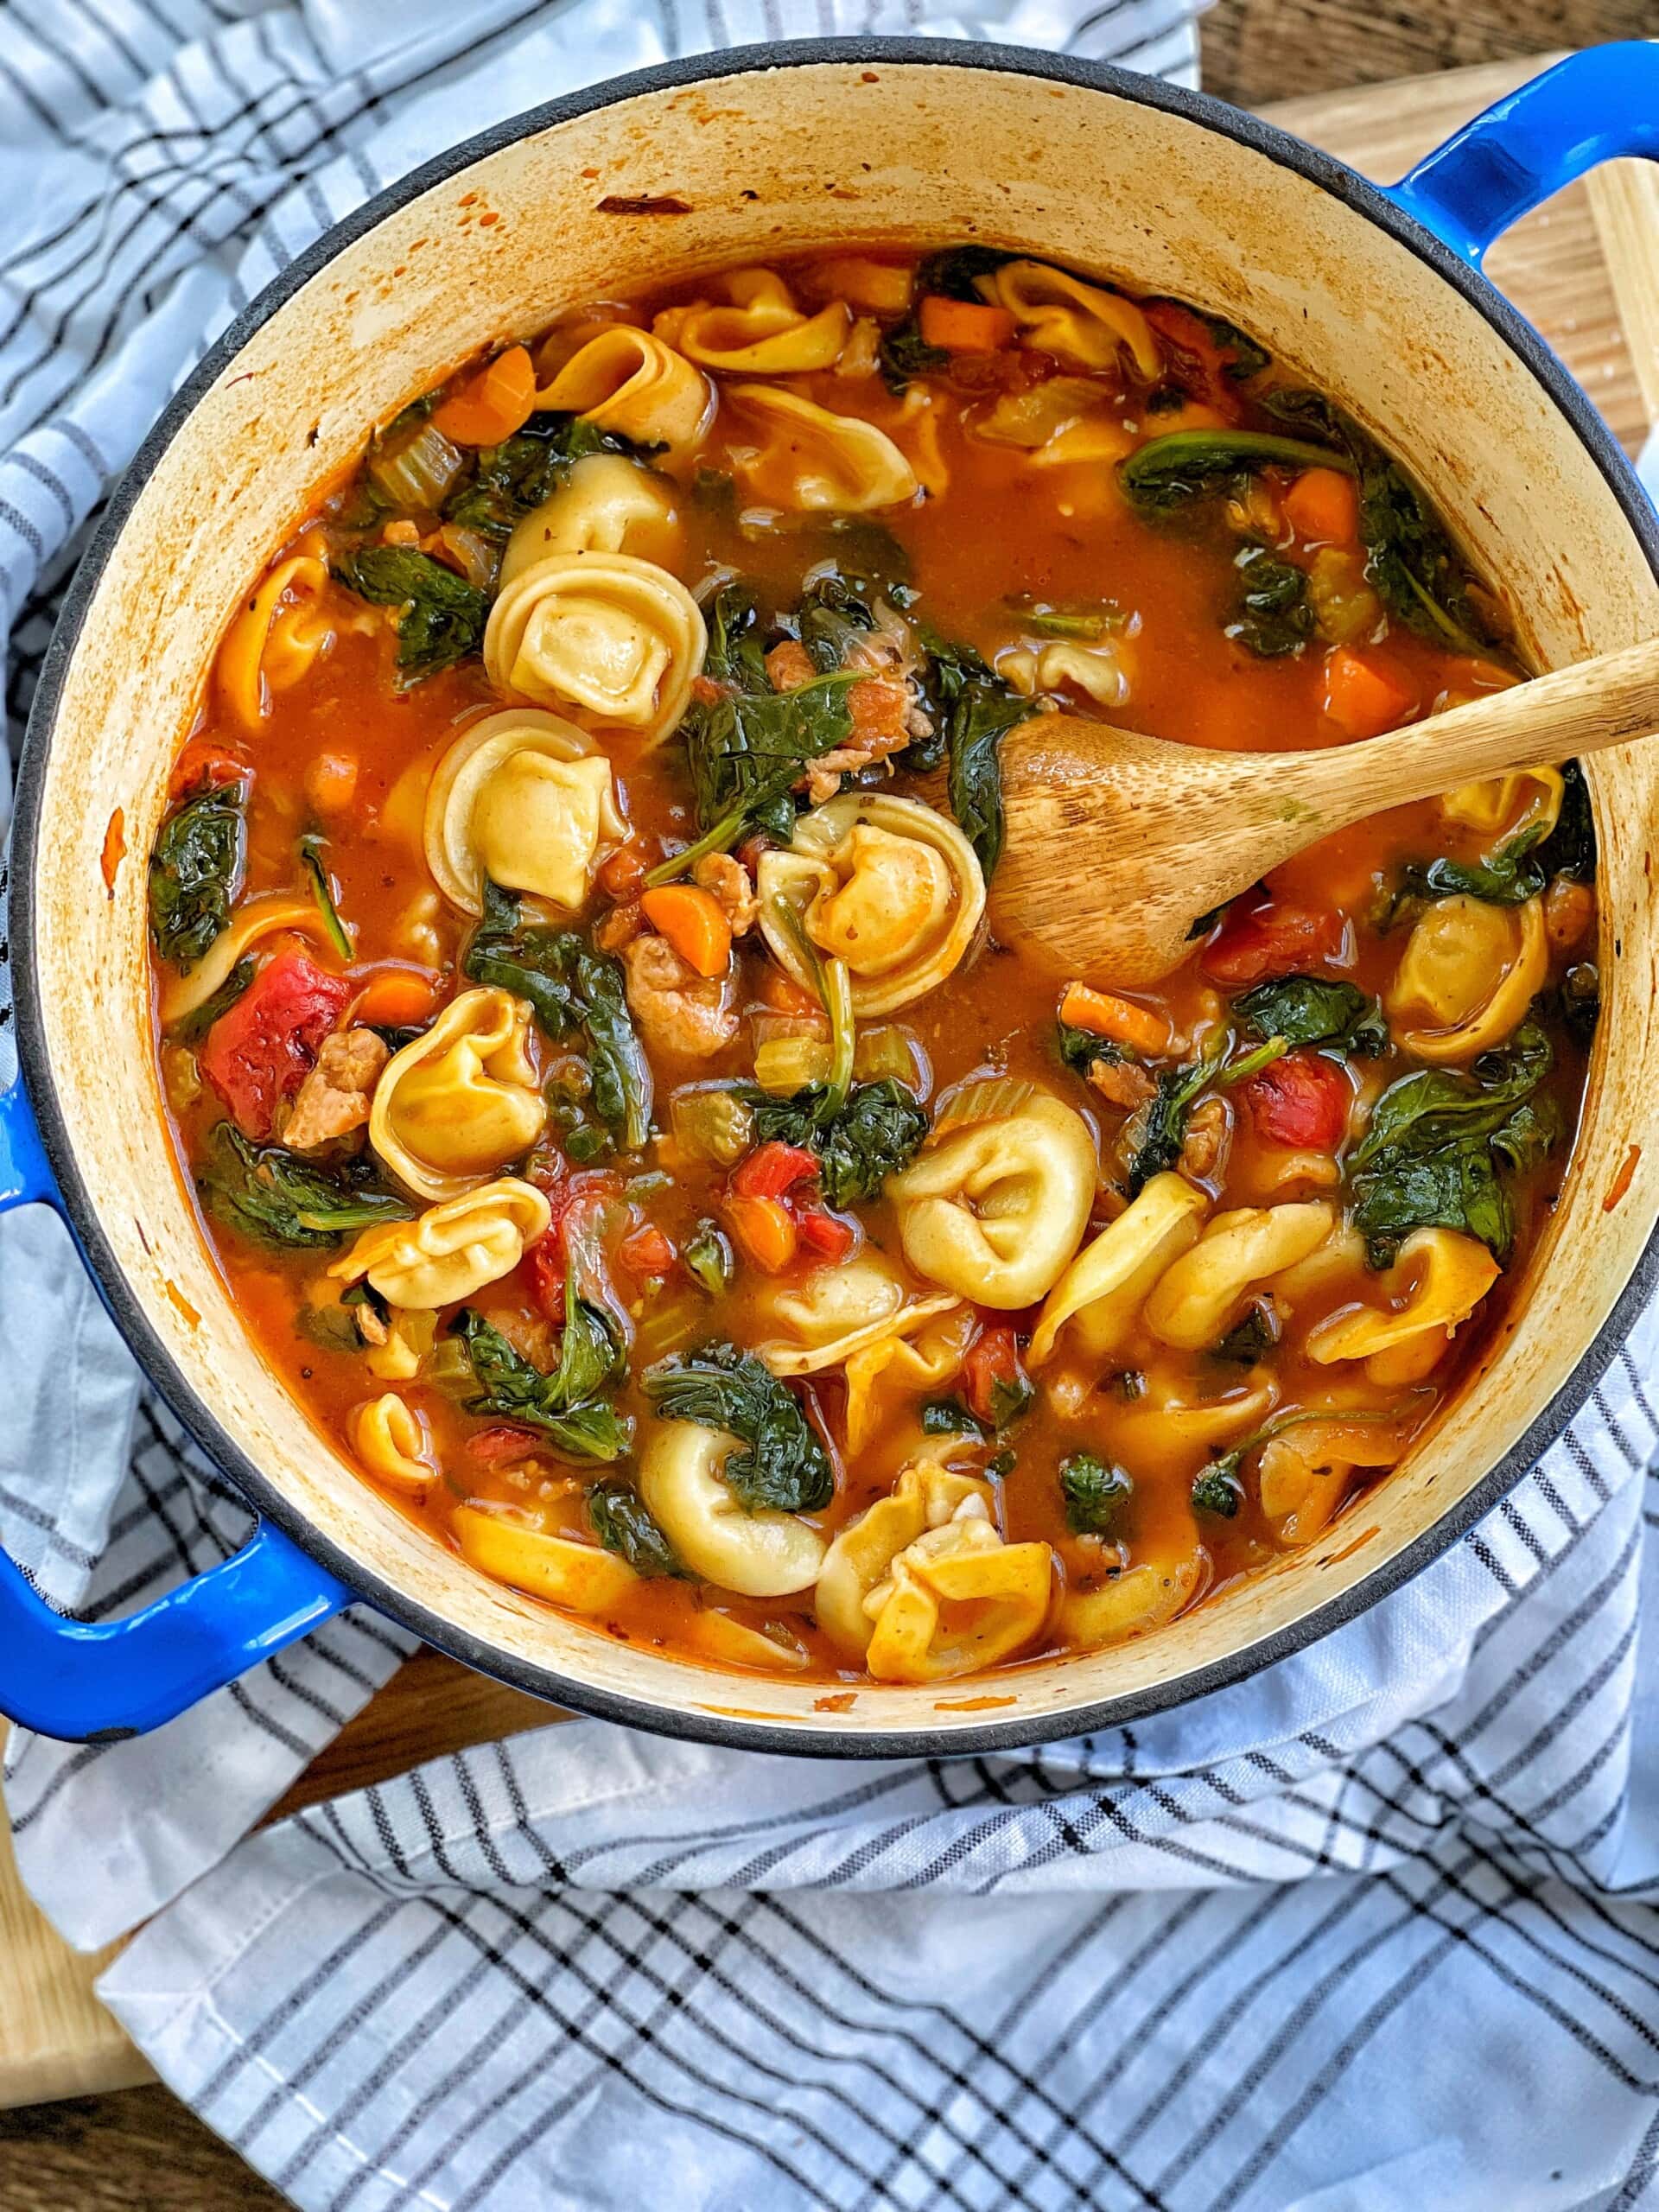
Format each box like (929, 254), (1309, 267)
(12, 36), (1659, 1761)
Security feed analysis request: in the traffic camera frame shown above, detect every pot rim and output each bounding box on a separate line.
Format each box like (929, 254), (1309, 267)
(13, 35), (1659, 1758)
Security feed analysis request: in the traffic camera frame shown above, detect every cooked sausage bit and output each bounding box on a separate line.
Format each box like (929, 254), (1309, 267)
(282, 1027), (389, 1152)
(621, 934), (740, 1058)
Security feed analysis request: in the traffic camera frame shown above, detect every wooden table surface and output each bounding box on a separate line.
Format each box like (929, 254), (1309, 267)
(3, 2), (1655, 2204)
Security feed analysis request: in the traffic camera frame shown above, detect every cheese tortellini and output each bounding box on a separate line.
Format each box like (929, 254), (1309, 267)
(639, 1421), (826, 1597)
(1143, 1202), (1335, 1351)
(537, 326), (712, 452)
(217, 550), (334, 728)
(844, 1306), (976, 1456)
(817, 1464), (1051, 1681)
(1440, 765), (1562, 842)
(982, 261), (1161, 379)
(727, 385), (918, 512)
(330, 1179), (550, 1308)
(1384, 894), (1548, 1063)
(454, 1505), (639, 1615)
(1307, 1227), (1499, 1384)
(499, 454), (682, 587)
(371, 988), (545, 1201)
(1257, 1414), (1420, 1547)
(752, 1253), (960, 1377)
(484, 550), (705, 747)
(653, 268), (849, 374)
(423, 707), (625, 916)
(1030, 1172), (1209, 1367)
(757, 795), (985, 1016)
(887, 1085), (1096, 1308)
(348, 1393), (437, 1495)
(1061, 1521), (1205, 1649)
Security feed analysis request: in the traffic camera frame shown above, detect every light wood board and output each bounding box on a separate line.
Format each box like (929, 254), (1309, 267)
(3, 49), (1656, 2112)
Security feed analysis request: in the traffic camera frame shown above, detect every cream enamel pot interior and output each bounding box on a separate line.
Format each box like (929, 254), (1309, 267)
(7, 41), (1659, 1753)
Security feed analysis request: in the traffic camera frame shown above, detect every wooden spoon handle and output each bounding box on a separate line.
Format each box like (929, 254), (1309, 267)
(1281, 633), (1659, 827)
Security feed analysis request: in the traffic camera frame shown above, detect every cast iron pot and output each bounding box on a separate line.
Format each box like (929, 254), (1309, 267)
(5, 41), (1659, 1753)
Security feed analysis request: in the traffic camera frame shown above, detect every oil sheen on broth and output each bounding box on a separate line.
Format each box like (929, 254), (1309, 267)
(145, 248), (1598, 1688)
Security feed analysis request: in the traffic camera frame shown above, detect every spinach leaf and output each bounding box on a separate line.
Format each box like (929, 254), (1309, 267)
(1119, 429), (1351, 513)
(173, 956), (256, 1043)
(683, 1219), (734, 1298)
(149, 779), (246, 969)
(878, 245), (1013, 390)
(442, 411), (637, 541)
(331, 546), (488, 684)
(688, 674), (861, 842)
(792, 570), (878, 671)
(1060, 1452), (1133, 1535)
(1537, 760), (1596, 884)
(299, 832), (353, 957)
(1395, 822), (1548, 909)
(1232, 976), (1386, 1057)
(465, 883), (652, 1151)
(743, 1077), (929, 1207)
(200, 1124), (413, 1248)
(1122, 1036), (1283, 1194)
(641, 1342), (833, 1513)
(990, 1371), (1033, 1429)
(878, 322), (949, 391)
(943, 659), (1040, 880)
(1554, 962), (1600, 1050)
(1056, 1022), (1130, 1082)
(1229, 543), (1313, 658)
(921, 1398), (990, 1440)
(1191, 1457), (1246, 1517)
(1351, 1017), (1553, 1262)
(586, 1477), (683, 1576)
(1211, 1300), (1281, 1366)
(451, 1284), (631, 1462)
(702, 579), (771, 692)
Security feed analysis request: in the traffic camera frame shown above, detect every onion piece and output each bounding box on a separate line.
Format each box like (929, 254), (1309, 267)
(368, 420), (465, 512)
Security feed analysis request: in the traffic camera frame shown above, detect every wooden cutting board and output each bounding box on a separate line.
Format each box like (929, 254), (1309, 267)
(3, 49), (1657, 2113)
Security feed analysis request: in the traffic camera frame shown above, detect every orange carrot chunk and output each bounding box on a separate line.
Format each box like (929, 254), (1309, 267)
(1058, 982), (1171, 1059)
(917, 296), (1016, 353)
(352, 969), (442, 1028)
(430, 345), (537, 446)
(1322, 645), (1417, 741)
(724, 1194), (799, 1274)
(640, 884), (733, 978)
(1283, 467), (1361, 548)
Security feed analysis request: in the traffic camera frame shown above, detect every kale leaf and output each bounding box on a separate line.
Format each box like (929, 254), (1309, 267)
(465, 882), (652, 1151)
(1231, 976), (1387, 1057)
(743, 1077), (929, 1207)
(1229, 543), (1314, 658)
(1351, 1017), (1554, 1262)
(442, 411), (637, 541)
(331, 546), (489, 683)
(1060, 1452), (1133, 1535)
(586, 1477), (683, 1576)
(199, 1124), (414, 1248)
(149, 778), (246, 969)
(641, 1342), (833, 1513)
(1119, 429), (1351, 513)
(451, 1286), (631, 1462)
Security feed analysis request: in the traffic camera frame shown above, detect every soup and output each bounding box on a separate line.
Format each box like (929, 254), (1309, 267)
(145, 248), (1597, 1688)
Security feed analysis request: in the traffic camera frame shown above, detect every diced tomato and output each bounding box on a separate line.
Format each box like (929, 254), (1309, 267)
(1243, 1052), (1351, 1150)
(731, 1141), (819, 1202)
(795, 1206), (855, 1261)
(617, 1223), (677, 1279)
(466, 1425), (543, 1465)
(200, 951), (348, 1139)
(1200, 900), (1344, 988)
(531, 1168), (626, 1319)
(1141, 298), (1245, 421)
(169, 739), (249, 801)
(964, 1325), (1025, 1427)
(597, 842), (651, 900)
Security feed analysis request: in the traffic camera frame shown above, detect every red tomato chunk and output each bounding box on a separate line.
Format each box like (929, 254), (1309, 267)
(964, 1325), (1026, 1427)
(200, 953), (348, 1139)
(1201, 902), (1343, 988)
(1243, 1052), (1350, 1151)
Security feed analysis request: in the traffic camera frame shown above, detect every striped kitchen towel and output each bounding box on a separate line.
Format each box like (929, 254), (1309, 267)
(10, 7), (1659, 2210)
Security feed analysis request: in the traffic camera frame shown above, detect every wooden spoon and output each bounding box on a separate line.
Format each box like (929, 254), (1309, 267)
(992, 635), (1659, 987)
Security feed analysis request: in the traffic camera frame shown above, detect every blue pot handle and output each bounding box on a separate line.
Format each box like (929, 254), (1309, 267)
(0, 1064), (350, 1741)
(1388, 42), (1659, 264)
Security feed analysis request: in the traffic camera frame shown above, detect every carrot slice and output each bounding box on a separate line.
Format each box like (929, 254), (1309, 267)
(917, 296), (1016, 353)
(1058, 982), (1171, 1059)
(641, 884), (732, 977)
(352, 969), (442, 1028)
(1283, 467), (1360, 548)
(1322, 645), (1417, 740)
(724, 1195), (799, 1274)
(430, 345), (537, 446)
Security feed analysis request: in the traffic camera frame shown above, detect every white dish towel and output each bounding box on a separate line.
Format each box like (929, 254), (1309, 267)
(7, 7), (1659, 2208)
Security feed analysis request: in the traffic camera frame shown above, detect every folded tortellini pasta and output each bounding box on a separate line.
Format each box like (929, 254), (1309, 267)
(1306, 1227), (1499, 1384)
(653, 268), (849, 374)
(157, 893), (327, 1025)
(816, 1465), (1051, 1681)
(484, 551), (705, 747)
(498, 453), (683, 588)
(843, 1306), (976, 1456)
(757, 795), (985, 1016)
(371, 988), (545, 1200)
(639, 1421), (826, 1598)
(537, 326), (712, 452)
(982, 261), (1161, 378)
(1143, 1201), (1335, 1351)
(752, 1252), (960, 1377)
(454, 1504), (640, 1615)
(1257, 1412), (1421, 1546)
(423, 707), (625, 916)
(1440, 765), (1562, 841)
(1030, 1172), (1210, 1367)
(1383, 893), (1548, 1063)
(1060, 1522), (1205, 1649)
(329, 1178), (551, 1308)
(727, 385), (918, 512)
(1001, 638), (1132, 710)
(348, 1392), (438, 1495)
(887, 1084), (1096, 1309)
(217, 550), (334, 728)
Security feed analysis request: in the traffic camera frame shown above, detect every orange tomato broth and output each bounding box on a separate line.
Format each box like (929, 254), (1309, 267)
(148, 248), (1594, 1685)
